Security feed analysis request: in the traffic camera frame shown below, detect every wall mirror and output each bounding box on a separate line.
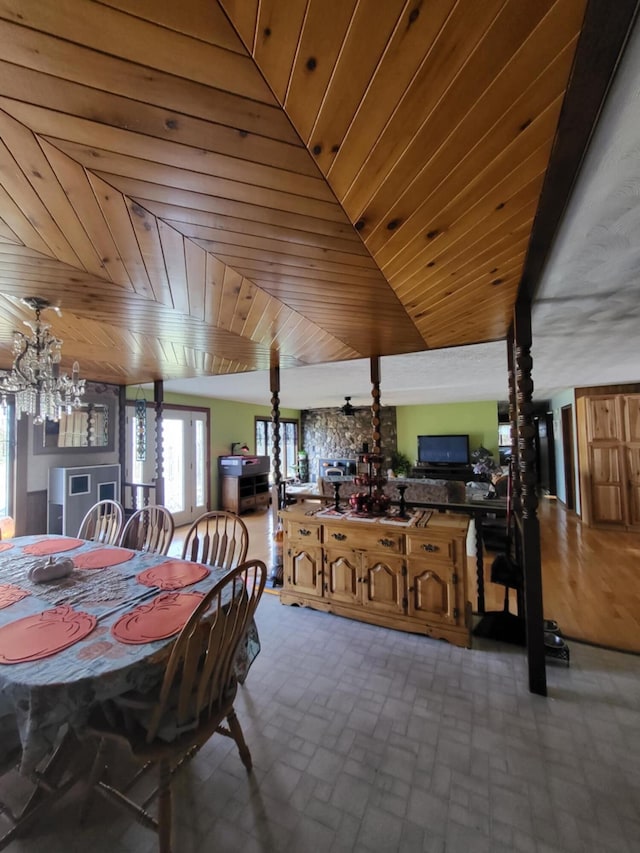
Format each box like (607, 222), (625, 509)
(33, 389), (117, 454)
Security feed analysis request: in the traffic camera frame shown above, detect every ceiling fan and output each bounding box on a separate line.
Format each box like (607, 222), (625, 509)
(340, 396), (356, 416)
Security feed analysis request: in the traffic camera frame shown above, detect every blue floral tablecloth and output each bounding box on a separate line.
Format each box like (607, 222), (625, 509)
(0, 535), (260, 774)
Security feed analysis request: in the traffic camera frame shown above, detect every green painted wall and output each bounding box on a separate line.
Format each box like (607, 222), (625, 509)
(129, 388), (496, 503)
(163, 392), (299, 508)
(396, 400), (499, 467)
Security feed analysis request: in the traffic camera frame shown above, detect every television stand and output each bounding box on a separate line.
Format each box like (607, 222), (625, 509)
(411, 464), (473, 481)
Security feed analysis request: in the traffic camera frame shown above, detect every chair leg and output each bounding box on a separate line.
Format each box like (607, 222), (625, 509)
(226, 709), (252, 771)
(157, 760), (173, 853)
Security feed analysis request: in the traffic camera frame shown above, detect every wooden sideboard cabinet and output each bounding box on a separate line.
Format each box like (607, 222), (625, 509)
(280, 507), (470, 647)
(218, 455), (270, 514)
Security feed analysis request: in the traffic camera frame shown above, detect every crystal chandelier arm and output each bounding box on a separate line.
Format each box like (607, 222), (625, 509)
(11, 336), (32, 387)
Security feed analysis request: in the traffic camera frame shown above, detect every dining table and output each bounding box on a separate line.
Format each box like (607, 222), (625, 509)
(0, 534), (261, 781)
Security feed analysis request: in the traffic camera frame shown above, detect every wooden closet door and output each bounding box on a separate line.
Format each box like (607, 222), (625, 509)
(588, 445), (626, 524)
(584, 396), (626, 526)
(623, 395), (640, 528)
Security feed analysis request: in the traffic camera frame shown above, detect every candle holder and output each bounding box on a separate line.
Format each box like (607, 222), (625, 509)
(397, 483), (408, 518)
(332, 480), (342, 512)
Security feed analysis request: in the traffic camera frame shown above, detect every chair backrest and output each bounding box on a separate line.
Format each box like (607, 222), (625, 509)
(145, 559), (267, 742)
(181, 511), (249, 569)
(119, 505), (175, 555)
(78, 500), (124, 545)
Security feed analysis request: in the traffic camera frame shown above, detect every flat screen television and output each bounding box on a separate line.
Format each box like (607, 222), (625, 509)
(417, 434), (469, 466)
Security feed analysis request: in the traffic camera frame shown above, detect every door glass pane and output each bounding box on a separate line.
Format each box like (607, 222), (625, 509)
(130, 418), (145, 485)
(285, 421), (298, 476)
(255, 421), (267, 456)
(163, 419), (185, 514)
(0, 407), (10, 517)
(255, 417), (298, 480)
(195, 418), (205, 507)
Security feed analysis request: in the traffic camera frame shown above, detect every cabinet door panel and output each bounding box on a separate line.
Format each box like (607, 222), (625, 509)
(325, 548), (359, 604)
(406, 561), (458, 625)
(590, 446), (622, 481)
(586, 396), (624, 442)
(286, 546), (323, 597)
(591, 487), (624, 524)
(363, 555), (404, 616)
(589, 446), (625, 524)
(624, 395), (640, 443)
(625, 445), (640, 527)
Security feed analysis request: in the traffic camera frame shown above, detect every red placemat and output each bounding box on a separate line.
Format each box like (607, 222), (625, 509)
(111, 592), (204, 645)
(0, 543), (14, 553)
(23, 538), (84, 556)
(73, 547), (135, 570)
(0, 605), (96, 664)
(0, 584), (30, 609)
(136, 560), (210, 590)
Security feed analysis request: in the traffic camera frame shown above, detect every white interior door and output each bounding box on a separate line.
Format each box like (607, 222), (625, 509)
(126, 407), (208, 528)
(162, 411), (207, 527)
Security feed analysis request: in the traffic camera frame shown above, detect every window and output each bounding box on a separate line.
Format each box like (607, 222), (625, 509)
(0, 405), (13, 518)
(498, 423), (511, 446)
(255, 418), (299, 479)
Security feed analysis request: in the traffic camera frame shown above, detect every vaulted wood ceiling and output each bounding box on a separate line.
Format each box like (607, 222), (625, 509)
(0, 0), (591, 386)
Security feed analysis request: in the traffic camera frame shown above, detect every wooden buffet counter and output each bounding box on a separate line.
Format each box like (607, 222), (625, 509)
(279, 506), (471, 647)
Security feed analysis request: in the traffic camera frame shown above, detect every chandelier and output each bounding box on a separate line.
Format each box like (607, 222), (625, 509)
(0, 297), (85, 423)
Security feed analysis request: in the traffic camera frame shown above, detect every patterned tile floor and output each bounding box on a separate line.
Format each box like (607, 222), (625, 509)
(3, 593), (640, 852)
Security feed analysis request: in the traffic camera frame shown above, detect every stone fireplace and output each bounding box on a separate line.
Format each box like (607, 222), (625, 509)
(300, 406), (397, 482)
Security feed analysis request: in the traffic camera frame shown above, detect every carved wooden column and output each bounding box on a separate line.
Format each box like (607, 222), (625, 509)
(370, 356), (381, 454)
(270, 355), (284, 586)
(270, 356), (281, 506)
(513, 301), (546, 697)
(153, 380), (165, 507)
(507, 329), (521, 517)
(118, 385), (127, 508)
(507, 330), (524, 618)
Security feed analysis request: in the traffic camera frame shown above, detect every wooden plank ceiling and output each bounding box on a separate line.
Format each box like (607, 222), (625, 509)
(0, 0), (587, 386)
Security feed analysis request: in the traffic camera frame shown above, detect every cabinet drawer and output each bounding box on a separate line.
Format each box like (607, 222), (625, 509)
(240, 495), (256, 510)
(285, 520), (322, 545)
(405, 533), (456, 562)
(324, 524), (403, 554)
(255, 492), (270, 509)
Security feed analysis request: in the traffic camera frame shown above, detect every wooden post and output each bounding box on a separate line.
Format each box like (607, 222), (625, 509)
(513, 301), (546, 697)
(154, 380), (164, 507)
(270, 356), (281, 505)
(118, 385), (126, 509)
(507, 330), (521, 517)
(370, 356), (381, 454)
(270, 355), (284, 587)
(507, 332), (525, 618)
(474, 509), (485, 615)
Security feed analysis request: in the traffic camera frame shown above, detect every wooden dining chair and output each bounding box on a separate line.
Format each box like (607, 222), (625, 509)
(119, 505), (175, 556)
(81, 558), (267, 853)
(181, 510), (249, 569)
(77, 500), (124, 545)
